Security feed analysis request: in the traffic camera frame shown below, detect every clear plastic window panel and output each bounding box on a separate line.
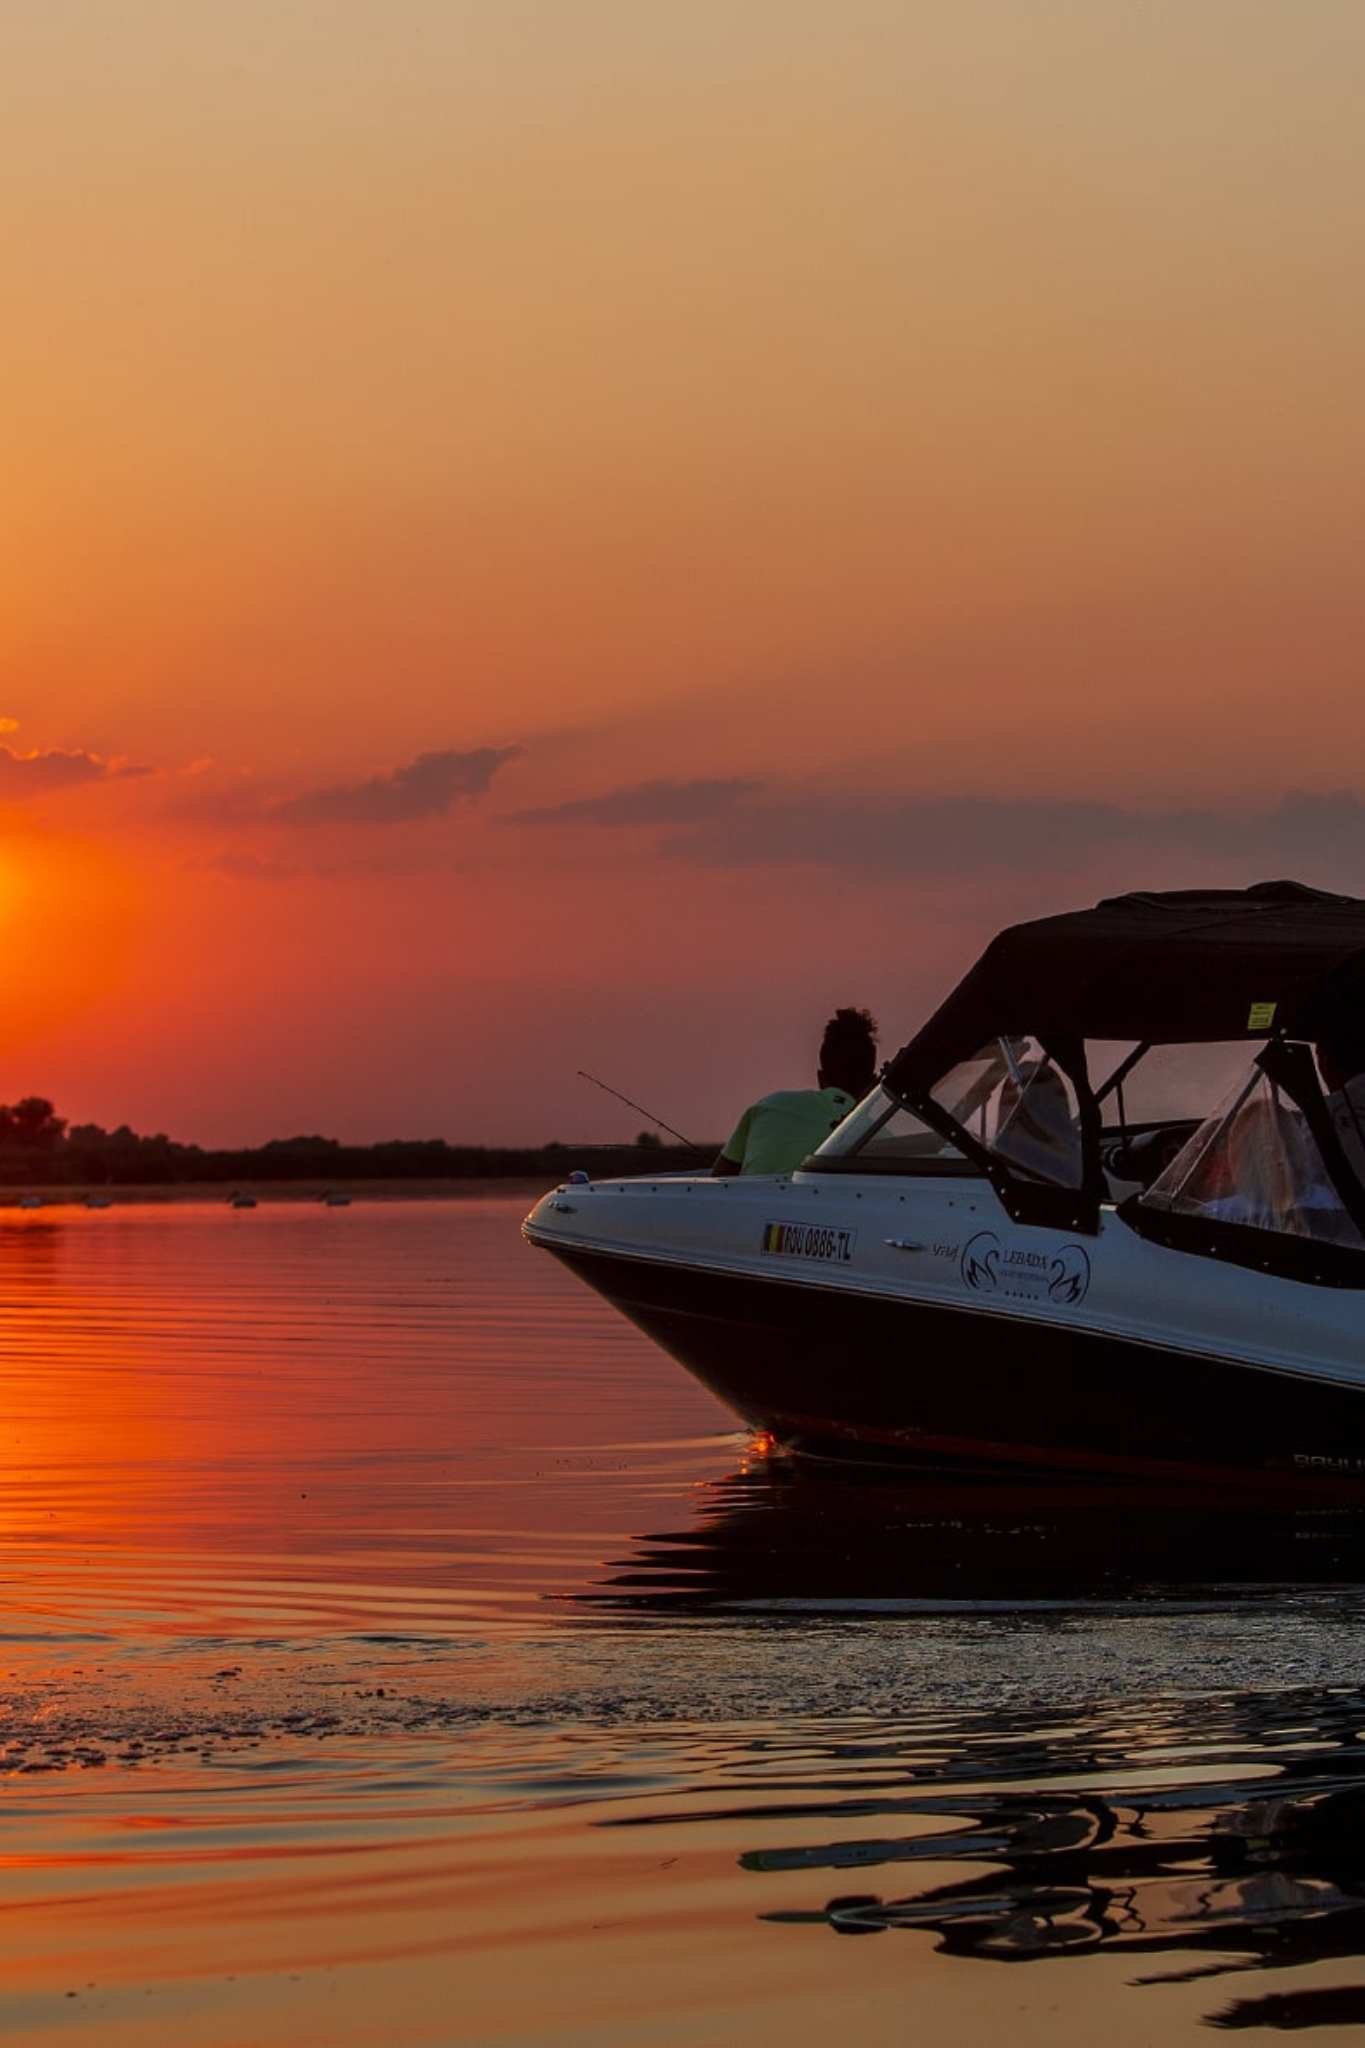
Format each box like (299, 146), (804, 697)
(817, 1040), (1083, 1187)
(1143, 1065), (1364, 1247)
(975, 1039), (1083, 1189)
(812, 1084), (964, 1166)
(1089, 1040), (1259, 1126)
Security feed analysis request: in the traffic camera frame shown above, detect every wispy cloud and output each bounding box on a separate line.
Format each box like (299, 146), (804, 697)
(275, 746), (522, 827)
(512, 777), (760, 827)
(0, 745), (147, 796)
(203, 851), (304, 884)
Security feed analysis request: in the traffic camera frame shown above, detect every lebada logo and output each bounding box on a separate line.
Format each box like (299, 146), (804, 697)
(960, 1231), (1002, 1292)
(960, 1230), (1091, 1306)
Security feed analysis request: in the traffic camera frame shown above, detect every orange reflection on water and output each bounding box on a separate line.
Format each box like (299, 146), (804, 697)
(0, 1196), (725, 1653)
(0, 1216), (189, 1542)
(2, 1199), (1365, 2046)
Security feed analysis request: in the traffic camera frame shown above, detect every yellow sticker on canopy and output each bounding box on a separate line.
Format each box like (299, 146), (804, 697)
(1248, 1000), (1277, 1030)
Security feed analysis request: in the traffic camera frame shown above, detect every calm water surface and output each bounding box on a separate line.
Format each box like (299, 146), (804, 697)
(6, 1195), (1365, 2042)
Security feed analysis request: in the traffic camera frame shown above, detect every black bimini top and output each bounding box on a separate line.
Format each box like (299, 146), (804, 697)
(886, 880), (1365, 1095)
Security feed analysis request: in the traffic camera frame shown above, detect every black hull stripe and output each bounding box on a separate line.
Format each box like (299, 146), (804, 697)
(525, 1226), (1362, 1400)
(537, 1238), (1365, 1487)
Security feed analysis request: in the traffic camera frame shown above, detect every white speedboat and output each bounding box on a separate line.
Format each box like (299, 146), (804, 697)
(525, 883), (1365, 1490)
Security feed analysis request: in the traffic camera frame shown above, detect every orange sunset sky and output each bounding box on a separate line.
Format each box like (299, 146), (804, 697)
(5, 0), (1365, 1145)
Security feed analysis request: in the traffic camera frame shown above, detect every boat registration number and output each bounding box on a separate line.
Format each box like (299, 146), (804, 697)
(761, 1221), (856, 1263)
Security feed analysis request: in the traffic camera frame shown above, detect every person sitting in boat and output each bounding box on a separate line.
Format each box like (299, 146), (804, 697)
(713, 1008), (878, 1177)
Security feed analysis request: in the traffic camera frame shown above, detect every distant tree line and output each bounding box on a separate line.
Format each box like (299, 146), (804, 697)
(0, 1099), (713, 1187)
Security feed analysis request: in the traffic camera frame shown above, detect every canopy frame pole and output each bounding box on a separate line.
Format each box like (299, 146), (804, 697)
(1094, 1041), (1151, 1108)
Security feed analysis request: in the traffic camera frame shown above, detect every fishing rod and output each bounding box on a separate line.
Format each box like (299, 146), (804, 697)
(576, 1071), (698, 1150)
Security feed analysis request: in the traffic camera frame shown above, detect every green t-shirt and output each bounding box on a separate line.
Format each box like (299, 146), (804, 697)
(721, 1088), (856, 1177)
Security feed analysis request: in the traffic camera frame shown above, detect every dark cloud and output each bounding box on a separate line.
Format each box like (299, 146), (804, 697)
(1170, 791), (1365, 866)
(0, 746), (141, 795)
(664, 789), (1365, 879)
(508, 775), (1365, 883)
(275, 746), (521, 826)
(512, 778), (761, 827)
(665, 795), (1140, 872)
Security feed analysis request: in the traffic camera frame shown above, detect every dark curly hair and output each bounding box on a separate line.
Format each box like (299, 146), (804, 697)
(819, 1007), (879, 1098)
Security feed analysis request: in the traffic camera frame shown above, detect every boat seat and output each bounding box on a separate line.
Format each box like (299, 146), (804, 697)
(1104, 1125), (1195, 1192)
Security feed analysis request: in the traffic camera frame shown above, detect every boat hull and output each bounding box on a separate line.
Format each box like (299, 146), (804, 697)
(544, 1239), (1365, 1490)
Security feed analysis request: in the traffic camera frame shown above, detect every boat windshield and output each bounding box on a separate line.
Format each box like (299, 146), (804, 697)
(1140, 1063), (1364, 1247)
(813, 1038), (1084, 1187)
(810, 1083), (966, 1170)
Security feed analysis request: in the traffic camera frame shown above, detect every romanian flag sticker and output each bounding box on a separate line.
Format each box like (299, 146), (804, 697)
(762, 1220), (856, 1263)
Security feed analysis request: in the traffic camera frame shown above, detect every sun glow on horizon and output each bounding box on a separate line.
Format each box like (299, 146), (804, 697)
(0, 832), (144, 1076)
(3, 0), (1365, 1142)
